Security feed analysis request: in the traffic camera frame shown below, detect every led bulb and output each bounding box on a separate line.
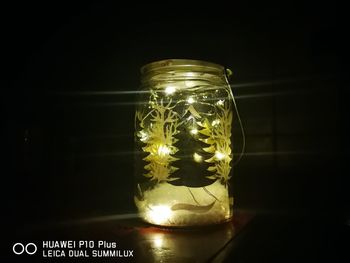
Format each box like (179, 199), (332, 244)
(216, 100), (224, 106)
(187, 97), (195, 104)
(215, 151), (225, 160)
(193, 152), (203, 163)
(158, 145), (171, 156)
(147, 205), (171, 225)
(139, 130), (149, 142)
(190, 129), (198, 135)
(165, 86), (176, 95)
(212, 119), (220, 126)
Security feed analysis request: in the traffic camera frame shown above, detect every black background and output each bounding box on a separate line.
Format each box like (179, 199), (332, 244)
(2, 2), (346, 262)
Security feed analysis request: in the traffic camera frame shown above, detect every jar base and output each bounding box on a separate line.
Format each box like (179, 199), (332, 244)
(135, 181), (233, 228)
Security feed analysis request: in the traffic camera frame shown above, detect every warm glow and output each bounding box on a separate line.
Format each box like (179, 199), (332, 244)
(148, 205), (172, 225)
(135, 60), (235, 227)
(215, 151), (226, 160)
(216, 100), (224, 106)
(139, 130), (149, 142)
(187, 97), (195, 104)
(153, 234), (164, 248)
(165, 86), (176, 95)
(193, 152), (203, 163)
(185, 72), (195, 77)
(212, 119), (220, 126)
(157, 145), (171, 156)
(190, 128), (198, 135)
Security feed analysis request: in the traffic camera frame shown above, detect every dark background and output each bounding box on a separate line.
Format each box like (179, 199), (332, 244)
(2, 2), (346, 262)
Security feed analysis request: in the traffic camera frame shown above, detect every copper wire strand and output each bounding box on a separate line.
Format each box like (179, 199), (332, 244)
(224, 68), (246, 165)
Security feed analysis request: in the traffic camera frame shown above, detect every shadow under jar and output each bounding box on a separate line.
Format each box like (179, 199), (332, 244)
(134, 59), (234, 227)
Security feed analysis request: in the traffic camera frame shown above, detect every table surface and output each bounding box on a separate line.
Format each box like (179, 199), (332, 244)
(5, 210), (347, 262)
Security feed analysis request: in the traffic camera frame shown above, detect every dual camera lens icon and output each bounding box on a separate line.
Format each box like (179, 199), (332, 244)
(13, 243), (37, 255)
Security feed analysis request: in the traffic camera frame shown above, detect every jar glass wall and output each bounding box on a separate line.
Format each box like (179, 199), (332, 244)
(134, 59), (234, 227)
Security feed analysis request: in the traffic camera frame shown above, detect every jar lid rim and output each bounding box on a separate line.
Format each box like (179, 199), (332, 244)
(141, 59), (225, 74)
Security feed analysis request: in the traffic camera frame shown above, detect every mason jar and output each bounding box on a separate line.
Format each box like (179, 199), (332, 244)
(134, 59), (234, 227)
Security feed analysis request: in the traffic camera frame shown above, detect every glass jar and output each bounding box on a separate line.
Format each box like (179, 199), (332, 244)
(134, 59), (234, 227)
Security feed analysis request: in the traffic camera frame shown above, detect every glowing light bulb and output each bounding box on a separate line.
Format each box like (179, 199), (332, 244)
(139, 130), (149, 142)
(215, 151), (225, 160)
(148, 205), (171, 225)
(187, 97), (195, 104)
(212, 119), (220, 126)
(158, 145), (171, 156)
(193, 152), (203, 163)
(190, 128), (198, 135)
(165, 86), (176, 95)
(216, 100), (224, 106)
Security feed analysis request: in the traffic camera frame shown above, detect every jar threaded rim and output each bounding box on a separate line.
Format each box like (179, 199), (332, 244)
(141, 59), (225, 75)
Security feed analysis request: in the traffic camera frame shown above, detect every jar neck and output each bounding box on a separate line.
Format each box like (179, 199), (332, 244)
(140, 59), (228, 86)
